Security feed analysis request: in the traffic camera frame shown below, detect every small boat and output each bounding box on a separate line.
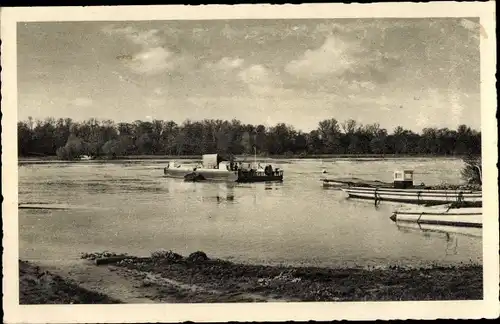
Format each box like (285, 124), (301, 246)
(163, 161), (197, 178)
(322, 177), (393, 189)
(390, 205), (482, 228)
(79, 155), (93, 161)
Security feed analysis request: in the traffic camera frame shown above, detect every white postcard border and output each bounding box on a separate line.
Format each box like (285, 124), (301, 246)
(1, 2), (498, 323)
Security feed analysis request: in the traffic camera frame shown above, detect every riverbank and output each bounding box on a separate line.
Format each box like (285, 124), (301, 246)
(20, 251), (483, 303)
(18, 153), (473, 162)
(19, 260), (120, 304)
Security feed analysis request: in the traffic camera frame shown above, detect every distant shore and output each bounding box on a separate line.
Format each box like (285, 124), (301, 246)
(18, 153), (471, 162)
(19, 251), (483, 304)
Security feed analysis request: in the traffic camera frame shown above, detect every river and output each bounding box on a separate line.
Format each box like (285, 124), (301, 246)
(18, 157), (482, 268)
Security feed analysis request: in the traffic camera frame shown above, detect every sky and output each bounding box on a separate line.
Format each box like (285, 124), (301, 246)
(17, 18), (481, 133)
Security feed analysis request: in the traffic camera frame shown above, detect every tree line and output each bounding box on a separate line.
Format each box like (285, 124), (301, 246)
(17, 116), (481, 160)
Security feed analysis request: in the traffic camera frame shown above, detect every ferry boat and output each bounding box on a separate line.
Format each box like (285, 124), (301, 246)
(191, 154), (239, 182)
(164, 154), (284, 183)
(236, 164), (284, 183)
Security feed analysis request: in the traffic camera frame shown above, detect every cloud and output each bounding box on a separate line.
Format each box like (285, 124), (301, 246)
(220, 24), (237, 40)
(128, 47), (174, 75)
(71, 97), (93, 107)
(460, 18), (478, 33)
(283, 32), (404, 93)
(205, 57), (244, 71)
(285, 36), (357, 79)
(238, 64), (289, 96)
(216, 22), (333, 44)
(312, 22), (350, 36)
(130, 29), (162, 47)
(238, 64), (269, 84)
(102, 25), (162, 47)
(459, 18), (480, 41)
(348, 80), (376, 92)
(146, 97), (167, 107)
(103, 24), (193, 76)
(216, 57), (244, 70)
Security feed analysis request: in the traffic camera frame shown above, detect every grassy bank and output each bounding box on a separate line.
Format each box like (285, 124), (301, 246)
(19, 260), (120, 304)
(20, 252), (483, 303)
(77, 251), (482, 302)
(117, 154), (469, 160)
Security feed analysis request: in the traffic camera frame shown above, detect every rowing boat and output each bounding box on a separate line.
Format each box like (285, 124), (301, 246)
(390, 205), (482, 228)
(322, 177), (393, 189)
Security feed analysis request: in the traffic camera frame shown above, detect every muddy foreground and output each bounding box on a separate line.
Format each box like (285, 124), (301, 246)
(20, 250), (483, 304)
(19, 260), (120, 304)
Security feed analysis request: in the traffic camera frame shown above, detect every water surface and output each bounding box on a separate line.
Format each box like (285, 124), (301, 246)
(18, 157), (482, 268)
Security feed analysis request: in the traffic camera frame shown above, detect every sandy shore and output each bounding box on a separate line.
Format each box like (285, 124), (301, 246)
(20, 251), (483, 304)
(19, 260), (120, 304)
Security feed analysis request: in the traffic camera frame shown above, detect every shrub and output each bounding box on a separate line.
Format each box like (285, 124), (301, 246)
(151, 249), (183, 262)
(461, 155), (482, 185)
(56, 135), (85, 160)
(186, 251), (209, 263)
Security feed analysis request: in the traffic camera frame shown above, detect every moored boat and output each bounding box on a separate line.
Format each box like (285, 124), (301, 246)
(237, 165), (284, 183)
(338, 170), (482, 206)
(341, 186), (482, 206)
(163, 161), (197, 178)
(390, 205), (482, 228)
(79, 155), (94, 161)
(322, 177), (393, 189)
(164, 154), (284, 183)
(192, 155), (239, 182)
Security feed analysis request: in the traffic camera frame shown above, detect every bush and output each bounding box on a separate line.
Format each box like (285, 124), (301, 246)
(186, 251), (209, 263)
(151, 249), (183, 262)
(101, 139), (124, 159)
(461, 155), (482, 185)
(56, 135), (85, 160)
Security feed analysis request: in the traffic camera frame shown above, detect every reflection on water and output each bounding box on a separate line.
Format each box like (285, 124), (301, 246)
(444, 234), (459, 256)
(395, 222), (482, 239)
(18, 157), (482, 268)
